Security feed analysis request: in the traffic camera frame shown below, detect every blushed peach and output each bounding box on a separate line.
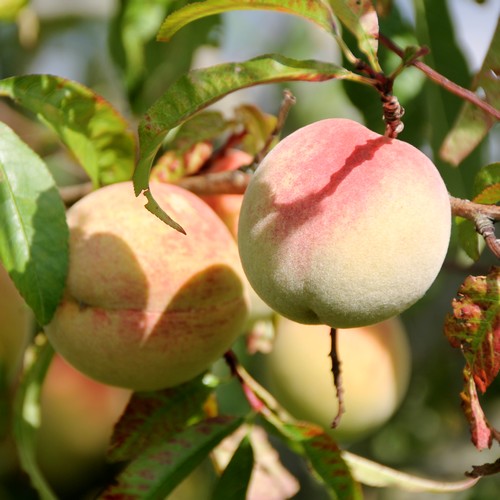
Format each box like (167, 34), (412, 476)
(45, 181), (248, 390)
(238, 119), (451, 328)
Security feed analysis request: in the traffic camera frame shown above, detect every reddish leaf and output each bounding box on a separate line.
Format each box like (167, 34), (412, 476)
(99, 415), (244, 500)
(444, 267), (500, 449)
(108, 376), (214, 463)
(460, 369), (494, 450)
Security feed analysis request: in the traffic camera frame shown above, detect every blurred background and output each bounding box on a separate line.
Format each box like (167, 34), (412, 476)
(0, 0), (499, 498)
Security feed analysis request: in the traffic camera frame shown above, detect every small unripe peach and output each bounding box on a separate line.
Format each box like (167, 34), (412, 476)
(45, 181), (249, 390)
(265, 316), (411, 441)
(37, 354), (131, 494)
(238, 119), (451, 328)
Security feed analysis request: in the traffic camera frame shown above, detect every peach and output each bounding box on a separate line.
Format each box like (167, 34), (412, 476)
(0, 263), (32, 384)
(201, 149), (253, 238)
(265, 315), (411, 441)
(238, 119), (451, 328)
(37, 354), (131, 495)
(201, 149), (274, 325)
(45, 181), (249, 390)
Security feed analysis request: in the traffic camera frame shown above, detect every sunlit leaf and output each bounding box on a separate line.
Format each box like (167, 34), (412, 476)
(328, 0), (380, 70)
(99, 415), (244, 500)
(0, 122), (68, 325)
(0, 75), (136, 187)
(157, 0), (339, 42)
(444, 267), (500, 450)
(12, 337), (56, 500)
(473, 162), (500, 205)
(0, 0), (27, 21)
(343, 451), (481, 492)
(133, 54), (359, 232)
(440, 20), (499, 166)
(235, 104), (278, 156)
(108, 375), (215, 463)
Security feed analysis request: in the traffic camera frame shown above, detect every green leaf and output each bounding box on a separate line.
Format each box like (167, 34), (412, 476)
(440, 20), (500, 166)
(12, 337), (56, 500)
(0, 75), (136, 187)
(328, 0), (381, 71)
(284, 423), (362, 499)
(0, 122), (68, 325)
(267, 420), (361, 499)
(343, 451), (481, 492)
(99, 415), (245, 500)
(456, 217), (481, 262)
(170, 111), (231, 152)
(108, 375), (215, 463)
(133, 54), (358, 232)
(157, 0), (339, 42)
(235, 104), (278, 156)
(212, 434), (254, 500)
(0, 0), (27, 21)
(108, 0), (221, 113)
(473, 162), (500, 204)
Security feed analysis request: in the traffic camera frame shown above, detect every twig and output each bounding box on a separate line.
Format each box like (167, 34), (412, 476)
(329, 328), (345, 429)
(450, 196), (500, 259)
(252, 89), (296, 168)
(176, 170), (250, 195)
(379, 34), (500, 121)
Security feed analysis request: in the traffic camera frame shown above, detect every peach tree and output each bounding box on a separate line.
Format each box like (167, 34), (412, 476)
(0, 0), (499, 498)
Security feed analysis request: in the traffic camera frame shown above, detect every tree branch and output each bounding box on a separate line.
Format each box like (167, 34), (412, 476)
(379, 34), (500, 121)
(450, 196), (500, 259)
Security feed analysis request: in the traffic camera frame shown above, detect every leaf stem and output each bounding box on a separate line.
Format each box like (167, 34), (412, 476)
(378, 34), (500, 121)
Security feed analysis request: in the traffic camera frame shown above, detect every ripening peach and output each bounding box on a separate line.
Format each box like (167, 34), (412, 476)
(201, 149), (274, 325)
(45, 181), (249, 390)
(238, 119), (451, 328)
(265, 315), (411, 441)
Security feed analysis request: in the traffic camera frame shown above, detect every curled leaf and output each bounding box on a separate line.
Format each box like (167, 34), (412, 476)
(444, 267), (500, 449)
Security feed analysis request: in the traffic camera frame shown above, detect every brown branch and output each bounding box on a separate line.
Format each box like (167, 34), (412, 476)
(451, 196), (500, 221)
(253, 89), (296, 167)
(451, 196), (500, 259)
(329, 328), (345, 429)
(176, 170), (250, 195)
(379, 34), (500, 121)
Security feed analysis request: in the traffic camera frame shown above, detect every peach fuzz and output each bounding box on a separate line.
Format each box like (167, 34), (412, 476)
(45, 181), (249, 391)
(238, 119), (451, 328)
(265, 316), (411, 441)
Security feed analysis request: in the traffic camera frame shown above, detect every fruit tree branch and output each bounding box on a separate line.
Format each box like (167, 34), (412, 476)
(450, 196), (500, 259)
(378, 34), (500, 121)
